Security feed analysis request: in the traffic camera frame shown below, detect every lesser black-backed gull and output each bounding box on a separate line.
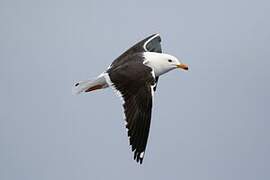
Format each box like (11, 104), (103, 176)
(73, 34), (188, 164)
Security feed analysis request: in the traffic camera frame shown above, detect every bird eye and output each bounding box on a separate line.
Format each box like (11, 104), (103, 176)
(168, 59), (172, 62)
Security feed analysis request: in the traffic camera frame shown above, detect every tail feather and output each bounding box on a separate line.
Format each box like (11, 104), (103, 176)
(72, 73), (109, 95)
(72, 80), (95, 95)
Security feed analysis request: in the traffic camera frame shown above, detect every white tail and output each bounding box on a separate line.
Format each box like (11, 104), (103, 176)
(72, 73), (109, 95)
(72, 80), (94, 95)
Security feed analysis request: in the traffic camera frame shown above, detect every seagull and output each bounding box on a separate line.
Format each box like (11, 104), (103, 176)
(73, 34), (188, 164)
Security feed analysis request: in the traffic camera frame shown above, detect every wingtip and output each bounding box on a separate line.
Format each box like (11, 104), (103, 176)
(146, 33), (160, 39)
(152, 32), (160, 36)
(133, 151), (145, 164)
(150, 33), (160, 38)
(139, 158), (143, 164)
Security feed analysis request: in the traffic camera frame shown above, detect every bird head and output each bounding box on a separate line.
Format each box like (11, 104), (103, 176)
(144, 52), (188, 76)
(163, 54), (189, 71)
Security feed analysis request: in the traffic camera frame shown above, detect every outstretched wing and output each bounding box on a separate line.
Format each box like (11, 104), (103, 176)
(110, 34), (162, 68)
(108, 59), (156, 164)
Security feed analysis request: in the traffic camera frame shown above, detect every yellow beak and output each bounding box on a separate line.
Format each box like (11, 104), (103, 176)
(176, 64), (189, 70)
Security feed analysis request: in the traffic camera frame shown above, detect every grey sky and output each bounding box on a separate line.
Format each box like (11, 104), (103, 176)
(1, 0), (270, 179)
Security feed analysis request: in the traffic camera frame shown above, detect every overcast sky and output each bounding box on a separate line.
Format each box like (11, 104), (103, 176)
(1, 0), (270, 179)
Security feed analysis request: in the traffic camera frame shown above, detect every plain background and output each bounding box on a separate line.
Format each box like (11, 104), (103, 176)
(1, 0), (270, 179)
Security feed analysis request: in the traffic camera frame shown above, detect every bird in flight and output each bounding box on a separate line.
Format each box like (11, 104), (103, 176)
(73, 34), (188, 164)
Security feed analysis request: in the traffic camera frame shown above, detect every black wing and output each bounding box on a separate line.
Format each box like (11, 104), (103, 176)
(110, 34), (162, 69)
(108, 60), (155, 164)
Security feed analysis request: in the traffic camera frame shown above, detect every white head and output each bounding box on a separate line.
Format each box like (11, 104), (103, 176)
(143, 52), (188, 76)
